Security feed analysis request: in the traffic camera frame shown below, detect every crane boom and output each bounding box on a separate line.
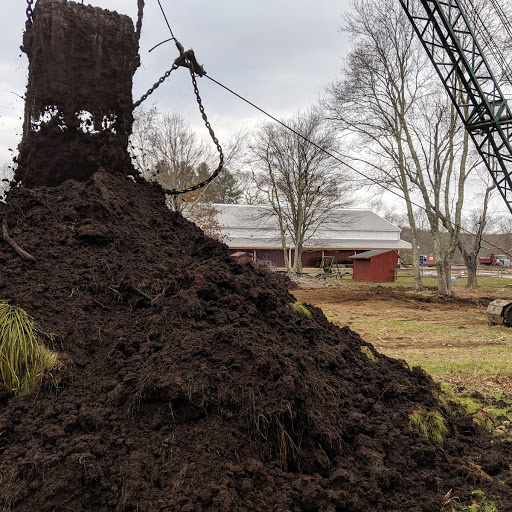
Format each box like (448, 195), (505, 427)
(399, 0), (512, 214)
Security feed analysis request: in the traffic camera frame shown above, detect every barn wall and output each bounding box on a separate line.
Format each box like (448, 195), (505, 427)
(370, 251), (399, 282)
(324, 250), (358, 265)
(255, 249), (286, 267)
(301, 251), (323, 267)
(353, 259), (372, 281)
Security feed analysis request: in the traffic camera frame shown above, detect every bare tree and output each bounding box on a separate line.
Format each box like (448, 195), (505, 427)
(130, 108), (244, 229)
(249, 108), (353, 273)
(458, 183), (496, 287)
(325, 0), (427, 289)
(325, 0), (493, 295)
(130, 106), (159, 181)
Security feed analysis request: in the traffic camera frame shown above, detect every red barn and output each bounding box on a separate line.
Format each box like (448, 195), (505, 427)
(217, 205), (412, 269)
(349, 250), (399, 282)
(230, 251), (253, 264)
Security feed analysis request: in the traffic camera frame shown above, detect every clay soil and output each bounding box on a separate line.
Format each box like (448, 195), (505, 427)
(1, 172), (512, 511)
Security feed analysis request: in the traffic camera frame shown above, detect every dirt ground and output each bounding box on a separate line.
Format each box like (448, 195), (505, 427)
(2, 171), (512, 511)
(292, 279), (512, 397)
(292, 282), (496, 349)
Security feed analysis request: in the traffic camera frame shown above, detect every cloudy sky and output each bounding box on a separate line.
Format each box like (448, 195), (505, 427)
(0, 0), (352, 169)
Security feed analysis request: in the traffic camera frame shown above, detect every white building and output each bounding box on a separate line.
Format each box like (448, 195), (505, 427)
(215, 204), (412, 267)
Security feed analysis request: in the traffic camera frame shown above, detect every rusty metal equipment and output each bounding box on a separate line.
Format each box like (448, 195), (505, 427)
(487, 299), (512, 326)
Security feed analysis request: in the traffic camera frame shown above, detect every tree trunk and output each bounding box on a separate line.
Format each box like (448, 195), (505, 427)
(459, 245), (479, 288)
(293, 239), (304, 274)
(405, 205), (423, 291)
(466, 258), (478, 288)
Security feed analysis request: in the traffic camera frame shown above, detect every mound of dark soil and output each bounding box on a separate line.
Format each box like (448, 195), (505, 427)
(0, 171), (511, 511)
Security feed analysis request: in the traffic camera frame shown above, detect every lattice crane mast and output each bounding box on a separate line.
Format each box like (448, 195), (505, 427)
(399, 0), (512, 214)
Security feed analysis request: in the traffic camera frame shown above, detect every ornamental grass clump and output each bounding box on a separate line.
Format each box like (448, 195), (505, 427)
(0, 301), (58, 395)
(409, 407), (449, 444)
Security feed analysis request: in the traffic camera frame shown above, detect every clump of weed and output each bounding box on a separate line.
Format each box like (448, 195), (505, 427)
(473, 410), (494, 431)
(0, 301), (58, 395)
(471, 492), (499, 512)
(435, 384), (508, 434)
(290, 301), (312, 319)
(436, 384), (458, 415)
(460, 396), (483, 414)
(468, 463), (493, 483)
(409, 407), (448, 443)
(360, 345), (378, 362)
(442, 488), (498, 511)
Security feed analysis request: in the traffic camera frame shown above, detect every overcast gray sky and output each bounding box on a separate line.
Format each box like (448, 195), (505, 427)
(0, 0), (352, 167)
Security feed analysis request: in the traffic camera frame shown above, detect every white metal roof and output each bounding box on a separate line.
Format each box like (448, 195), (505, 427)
(216, 204), (400, 231)
(349, 249), (398, 259)
(214, 204), (412, 251)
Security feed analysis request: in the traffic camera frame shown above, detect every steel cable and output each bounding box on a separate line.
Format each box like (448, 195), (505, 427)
(205, 74), (511, 257)
(463, 0), (512, 86)
(142, 0), (511, 256)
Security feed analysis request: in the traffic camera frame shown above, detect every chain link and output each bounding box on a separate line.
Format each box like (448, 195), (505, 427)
(26, 0), (34, 22)
(163, 61), (224, 197)
(133, 64), (179, 108)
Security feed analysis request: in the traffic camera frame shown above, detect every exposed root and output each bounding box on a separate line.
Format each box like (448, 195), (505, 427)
(128, 274), (166, 304)
(2, 216), (36, 262)
(129, 276), (154, 302)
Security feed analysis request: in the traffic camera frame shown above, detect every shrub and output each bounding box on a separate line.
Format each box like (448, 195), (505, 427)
(0, 301), (58, 395)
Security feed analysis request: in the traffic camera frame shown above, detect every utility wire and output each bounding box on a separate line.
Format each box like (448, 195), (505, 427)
(156, 0), (175, 39)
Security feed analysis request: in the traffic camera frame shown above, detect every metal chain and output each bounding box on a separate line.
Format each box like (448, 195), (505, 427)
(133, 64), (179, 108)
(134, 42), (224, 196)
(135, 0), (145, 42)
(163, 61), (224, 197)
(26, 0), (34, 22)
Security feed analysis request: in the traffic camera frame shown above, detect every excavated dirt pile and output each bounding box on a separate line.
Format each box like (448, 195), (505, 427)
(0, 171), (512, 511)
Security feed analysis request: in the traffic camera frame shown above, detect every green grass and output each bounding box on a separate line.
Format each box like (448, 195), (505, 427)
(0, 301), (58, 395)
(323, 306), (512, 393)
(340, 274), (512, 293)
(404, 344), (512, 382)
(409, 407), (448, 443)
(290, 301), (312, 319)
(471, 490), (499, 511)
(437, 382), (512, 438)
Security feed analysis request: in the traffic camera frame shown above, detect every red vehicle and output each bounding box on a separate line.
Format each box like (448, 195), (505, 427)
(478, 254), (510, 266)
(419, 254), (436, 266)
